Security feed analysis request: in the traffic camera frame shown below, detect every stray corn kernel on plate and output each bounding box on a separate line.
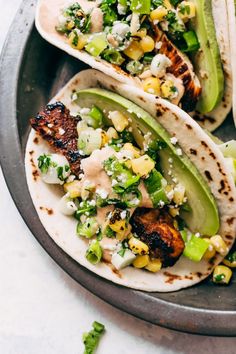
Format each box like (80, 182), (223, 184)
(25, 69), (236, 292)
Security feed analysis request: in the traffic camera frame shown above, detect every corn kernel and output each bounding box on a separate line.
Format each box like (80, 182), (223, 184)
(109, 219), (127, 233)
(213, 265), (232, 284)
(223, 254), (236, 268)
(145, 258), (162, 272)
(210, 235), (228, 256)
(123, 143), (141, 158)
(128, 237), (149, 255)
(106, 127), (119, 141)
(67, 20), (75, 30)
(131, 154), (155, 177)
(150, 7), (168, 21)
(68, 32), (88, 50)
(178, 1), (196, 21)
(142, 77), (161, 95)
(133, 255), (150, 268)
(173, 183), (185, 205)
(203, 238), (216, 260)
(101, 131), (109, 147)
(64, 180), (81, 198)
(169, 207), (180, 217)
(161, 80), (175, 99)
(140, 36), (155, 53)
(133, 28), (147, 38)
(124, 41), (144, 61)
(109, 111), (129, 132)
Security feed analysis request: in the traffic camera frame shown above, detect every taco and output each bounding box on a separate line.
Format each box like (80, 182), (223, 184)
(35, 0), (233, 131)
(25, 69), (236, 292)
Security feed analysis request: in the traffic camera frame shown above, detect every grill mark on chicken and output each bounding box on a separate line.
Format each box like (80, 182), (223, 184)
(154, 28), (201, 112)
(30, 102), (82, 177)
(130, 208), (185, 267)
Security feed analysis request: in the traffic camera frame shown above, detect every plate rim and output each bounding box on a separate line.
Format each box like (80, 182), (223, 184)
(0, 0), (236, 336)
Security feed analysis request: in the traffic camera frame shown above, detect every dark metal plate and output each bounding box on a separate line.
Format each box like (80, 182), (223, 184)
(0, 0), (236, 336)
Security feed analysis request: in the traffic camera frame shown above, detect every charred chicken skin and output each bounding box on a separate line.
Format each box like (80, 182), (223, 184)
(30, 102), (82, 177)
(131, 208), (185, 267)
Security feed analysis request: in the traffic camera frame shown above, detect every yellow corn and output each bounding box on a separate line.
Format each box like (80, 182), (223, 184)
(173, 183), (185, 205)
(109, 111), (129, 132)
(64, 180), (81, 198)
(142, 77), (161, 95)
(128, 237), (149, 255)
(101, 131), (109, 146)
(106, 127), (119, 141)
(178, 1), (196, 21)
(133, 255), (150, 268)
(161, 80), (175, 99)
(123, 143), (141, 158)
(140, 36), (155, 53)
(131, 155), (155, 177)
(210, 235), (228, 256)
(203, 238), (216, 261)
(169, 207), (180, 217)
(109, 219), (127, 233)
(150, 7), (168, 21)
(213, 265), (232, 284)
(145, 258), (162, 272)
(68, 32), (88, 50)
(133, 28), (147, 38)
(66, 20), (75, 30)
(223, 258), (236, 268)
(123, 41), (144, 61)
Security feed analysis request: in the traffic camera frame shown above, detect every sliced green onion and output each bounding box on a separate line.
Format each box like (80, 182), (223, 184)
(77, 218), (99, 239)
(102, 48), (125, 66)
(143, 53), (155, 63)
(86, 240), (103, 264)
(131, 0), (151, 14)
(144, 169), (168, 207)
(74, 201), (96, 220)
(126, 60), (144, 75)
(85, 33), (108, 57)
(77, 129), (102, 155)
(89, 106), (104, 128)
(181, 30), (200, 53)
(183, 235), (208, 262)
(83, 321), (105, 354)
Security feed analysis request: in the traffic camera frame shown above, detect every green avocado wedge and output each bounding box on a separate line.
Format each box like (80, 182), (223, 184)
(190, 0), (224, 114)
(75, 88), (220, 236)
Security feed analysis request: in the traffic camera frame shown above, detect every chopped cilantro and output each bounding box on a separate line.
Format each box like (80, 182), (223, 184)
(38, 154), (51, 174)
(214, 273), (225, 283)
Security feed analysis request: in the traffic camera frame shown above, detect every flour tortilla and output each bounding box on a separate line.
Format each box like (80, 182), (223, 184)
(25, 69), (236, 292)
(35, 0), (232, 132)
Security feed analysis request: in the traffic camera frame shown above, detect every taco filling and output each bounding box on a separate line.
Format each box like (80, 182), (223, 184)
(55, 0), (225, 113)
(29, 87), (234, 275)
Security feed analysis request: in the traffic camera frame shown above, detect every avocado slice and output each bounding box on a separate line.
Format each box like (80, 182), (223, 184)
(190, 0), (224, 114)
(75, 88), (219, 236)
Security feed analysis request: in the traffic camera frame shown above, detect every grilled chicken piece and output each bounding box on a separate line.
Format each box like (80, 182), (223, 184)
(154, 27), (201, 112)
(30, 102), (83, 177)
(130, 208), (185, 267)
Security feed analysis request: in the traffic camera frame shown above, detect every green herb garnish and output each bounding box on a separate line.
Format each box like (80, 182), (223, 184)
(83, 321), (105, 354)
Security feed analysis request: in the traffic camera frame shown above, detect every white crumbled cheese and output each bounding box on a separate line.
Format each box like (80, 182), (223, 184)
(176, 148), (183, 156)
(155, 41), (162, 50)
(66, 174), (76, 183)
(195, 232), (200, 238)
(170, 137), (178, 145)
(120, 210), (127, 220)
(117, 4), (127, 15)
(150, 54), (172, 78)
(112, 22), (130, 42)
(58, 128), (65, 135)
(89, 200), (96, 206)
(160, 20), (169, 31)
(107, 171), (113, 176)
(96, 188), (108, 199)
(48, 123), (53, 128)
(78, 173), (84, 180)
(111, 179), (118, 186)
(130, 198), (140, 206)
(167, 189), (174, 200)
(158, 200), (165, 208)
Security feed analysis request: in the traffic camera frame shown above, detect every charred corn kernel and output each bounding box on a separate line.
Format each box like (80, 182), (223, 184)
(161, 80), (176, 99)
(124, 41), (144, 61)
(128, 237), (149, 255)
(140, 36), (155, 53)
(64, 180), (81, 198)
(66, 20), (75, 30)
(142, 77), (161, 95)
(173, 183), (185, 205)
(223, 258), (236, 268)
(106, 127), (119, 141)
(109, 219), (126, 233)
(133, 255), (150, 268)
(169, 207), (180, 217)
(210, 235), (228, 256)
(203, 238), (216, 260)
(116, 222), (131, 241)
(68, 32), (87, 50)
(131, 155), (155, 177)
(145, 258), (162, 272)
(178, 1), (196, 21)
(123, 143), (141, 158)
(213, 265), (232, 284)
(133, 28), (147, 38)
(101, 131), (109, 146)
(150, 7), (168, 21)
(109, 111), (129, 132)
